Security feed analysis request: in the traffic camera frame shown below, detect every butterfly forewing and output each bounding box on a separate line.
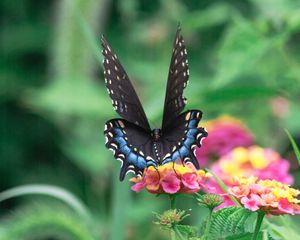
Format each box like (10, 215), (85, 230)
(162, 27), (189, 130)
(101, 36), (151, 131)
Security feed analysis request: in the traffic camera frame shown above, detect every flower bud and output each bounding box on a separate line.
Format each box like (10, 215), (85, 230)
(154, 209), (190, 229)
(197, 193), (223, 210)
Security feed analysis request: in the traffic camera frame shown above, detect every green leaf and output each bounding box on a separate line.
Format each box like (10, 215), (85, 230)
(208, 207), (255, 239)
(0, 184), (91, 220)
(202, 85), (278, 106)
(285, 128), (300, 166)
(213, 18), (273, 88)
(225, 231), (274, 240)
(0, 203), (96, 240)
(268, 222), (300, 240)
(176, 225), (197, 238)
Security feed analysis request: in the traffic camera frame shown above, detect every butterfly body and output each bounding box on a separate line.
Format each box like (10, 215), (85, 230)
(102, 27), (208, 181)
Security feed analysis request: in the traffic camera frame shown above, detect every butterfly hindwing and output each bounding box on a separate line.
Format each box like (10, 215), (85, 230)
(162, 26), (189, 129)
(101, 36), (151, 131)
(104, 119), (157, 181)
(160, 110), (207, 168)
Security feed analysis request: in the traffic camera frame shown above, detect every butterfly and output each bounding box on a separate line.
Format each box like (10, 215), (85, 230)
(102, 26), (208, 181)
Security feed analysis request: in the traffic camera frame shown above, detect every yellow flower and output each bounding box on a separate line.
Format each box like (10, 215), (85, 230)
(232, 147), (249, 164)
(249, 146), (269, 169)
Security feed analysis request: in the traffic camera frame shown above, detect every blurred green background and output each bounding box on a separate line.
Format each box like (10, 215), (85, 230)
(1, 0), (300, 239)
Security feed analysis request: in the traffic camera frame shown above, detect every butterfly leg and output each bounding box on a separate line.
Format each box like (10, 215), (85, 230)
(154, 166), (161, 181)
(172, 161), (181, 178)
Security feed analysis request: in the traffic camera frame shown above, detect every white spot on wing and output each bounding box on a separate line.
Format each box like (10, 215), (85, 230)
(111, 143), (117, 149)
(116, 158), (123, 167)
(126, 169), (135, 176)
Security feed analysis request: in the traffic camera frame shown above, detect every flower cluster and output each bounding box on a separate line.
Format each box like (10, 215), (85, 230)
(195, 116), (254, 167)
(229, 176), (300, 215)
(130, 162), (210, 194)
(211, 146), (293, 185)
(207, 146), (294, 207)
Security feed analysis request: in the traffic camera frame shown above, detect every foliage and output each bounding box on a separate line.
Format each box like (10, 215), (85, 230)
(0, 202), (96, 240)
(208, 207), (255, 239)
(1, 0), (300, 239)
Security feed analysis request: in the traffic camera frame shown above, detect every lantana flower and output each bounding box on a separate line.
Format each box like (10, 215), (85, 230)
(195, 116), (254, 167)
(229, 176), (300, 215)
(130, 162), (210, 195)
(207, 146), (294, 207)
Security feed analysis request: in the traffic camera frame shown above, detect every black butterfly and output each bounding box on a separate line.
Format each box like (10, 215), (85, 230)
(102, 26), (208, 181)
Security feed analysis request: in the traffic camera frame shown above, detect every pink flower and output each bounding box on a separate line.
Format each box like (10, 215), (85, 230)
(260, 193), (278, 208)
(207, 146), (294, 207)
(131, 181), (146, 192)
(249, 184), (265, 195)
(195, 116), (254, 167)
(278, 199), (295, 215)
(241, 194), (261, 211)
(228, 177), (300, 215)
(161, 173), (181, 194)
(130, 163), (210, 195)
(182, 173), (200, 189)
(229, 185), (250, 198)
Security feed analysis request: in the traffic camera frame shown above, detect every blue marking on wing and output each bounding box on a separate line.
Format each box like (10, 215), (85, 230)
(171, 151), (180, 161)
(162, 158), (172, 165)
(188, 119), (197, 128)
(114, 128), (124, 137)
(184, 136), (194, 146)
(179, 146), (189, 156)
(137, 156), (147, 169)
(120, 145), (131, 155)
(115, 137), (127, 147)
(146, 159), (158, 167)
(187, 129), (197, 138)
(128, 152), (137, 162)
(162, 111), (204, 165)
(110, 124), (147, 172)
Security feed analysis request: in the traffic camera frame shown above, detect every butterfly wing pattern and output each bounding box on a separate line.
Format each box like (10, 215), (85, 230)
(104, 118), (157, 181)
(102, 26), (208, 181)
(101, 36), (151, 131)
(162, 26), (189, 129)
(160, 110), (207, 168)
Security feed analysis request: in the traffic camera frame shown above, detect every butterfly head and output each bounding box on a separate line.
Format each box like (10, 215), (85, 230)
(152, 128), (162, 141)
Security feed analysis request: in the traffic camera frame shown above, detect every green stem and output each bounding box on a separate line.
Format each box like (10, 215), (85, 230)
(201, 209), (213, 240)
(252, 211), (265, 240)
(173, 226), (186, 240)
(170, 229), (177, 240)
(206, 168), (241, 206)
(170, 195), (176, 209)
